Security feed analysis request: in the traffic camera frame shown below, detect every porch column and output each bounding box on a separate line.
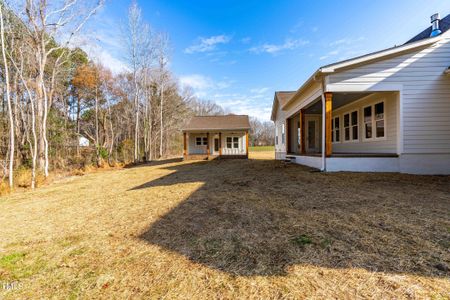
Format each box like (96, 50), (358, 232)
(325, 92), (333, 157)
(183, 132), (187, 159)
(246, 131), (249, 158)
(285, 119), (290, 154)
(206, 132), (210, 158)
(300, 109), (305, 154)
(219, 132), (222, 156)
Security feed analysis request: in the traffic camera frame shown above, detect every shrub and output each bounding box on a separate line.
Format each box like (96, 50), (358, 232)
(291, 234), (313, 246)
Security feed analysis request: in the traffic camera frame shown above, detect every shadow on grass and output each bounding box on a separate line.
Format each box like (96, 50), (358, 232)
(135, 158), (450, 276)
(124, 158), (183, 169)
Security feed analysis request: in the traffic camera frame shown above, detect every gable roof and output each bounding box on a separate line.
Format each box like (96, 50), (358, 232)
(275, 91), (296, 106)
(278, 14), (450, 110)
(183, 115), (250, 131)
(405, 14), (450, 44)
(271, 91), (296, 121)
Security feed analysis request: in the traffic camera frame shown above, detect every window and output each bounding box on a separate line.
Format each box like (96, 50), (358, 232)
(364, 101), (385, 139)
(332, 116), (340, 143)
(375, 102), (385, 138)
(281, 124), (285, 144)
(364, 106), (373, 139)
(233, 137), (239, 148)
(226, 137), (232, 148)
(351, 111), (358, 140)
(226, 137), (239, 149)
(196, 137), (207, 145)
(343, 110), (358, 141)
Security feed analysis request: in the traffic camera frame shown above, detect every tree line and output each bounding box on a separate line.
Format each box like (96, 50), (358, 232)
(0, 0), (273, 191)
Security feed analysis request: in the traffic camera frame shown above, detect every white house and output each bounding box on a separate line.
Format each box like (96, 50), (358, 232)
(271, 13), (450, 174)
(182, 115), (250, 160)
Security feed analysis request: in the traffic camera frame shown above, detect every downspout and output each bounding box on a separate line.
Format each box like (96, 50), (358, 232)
(320, 76), (326, 171)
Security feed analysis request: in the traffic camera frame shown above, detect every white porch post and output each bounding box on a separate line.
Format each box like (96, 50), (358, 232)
(321, 93), (326, 171)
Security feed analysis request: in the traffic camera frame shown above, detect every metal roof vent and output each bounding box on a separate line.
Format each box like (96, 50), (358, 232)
(430, 13), (442, 37)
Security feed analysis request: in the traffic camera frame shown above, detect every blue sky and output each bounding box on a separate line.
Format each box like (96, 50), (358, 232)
(83, 0), (450, 121)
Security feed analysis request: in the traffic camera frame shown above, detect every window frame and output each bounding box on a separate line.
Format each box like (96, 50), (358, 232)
(226, 136), (240, 149)
(196, 136), (208, 146)
(363, 101), (386, 141)
(342, 109), (359, 143)
(332, 116), (340, 144)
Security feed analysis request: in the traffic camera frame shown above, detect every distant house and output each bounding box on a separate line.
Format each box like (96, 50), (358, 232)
(78, 136), (90, 147)
(182, 115), (250, 160)
(271, 13), (450, 174)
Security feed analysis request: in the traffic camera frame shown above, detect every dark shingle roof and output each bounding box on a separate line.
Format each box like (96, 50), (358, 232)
(183, 115), (250, 131)
(405, 14), (450, 44)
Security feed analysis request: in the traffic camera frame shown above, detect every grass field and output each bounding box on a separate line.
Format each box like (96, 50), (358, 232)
(249, 145), (274, 152)
(0, 151), (449, 299)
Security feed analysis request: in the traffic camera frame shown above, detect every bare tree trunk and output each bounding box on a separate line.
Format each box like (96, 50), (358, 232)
(134, 90), (139, 162)
(42, 80), (49, 177)
(0, 2), (14, 188)
(76, 96), (81, 156)
(95, 85), (100, 166)
(159, 82), (163, 158)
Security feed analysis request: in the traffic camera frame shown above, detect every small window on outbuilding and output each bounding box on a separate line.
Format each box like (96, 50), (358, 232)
(226, 137), (232, 148)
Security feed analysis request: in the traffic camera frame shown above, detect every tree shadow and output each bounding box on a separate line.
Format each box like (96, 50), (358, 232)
(136, 159), (450, 277)
(124, 158), (183, 169)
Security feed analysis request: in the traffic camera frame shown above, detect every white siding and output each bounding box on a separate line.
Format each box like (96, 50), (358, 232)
(274, 101), (287, 159)
(187, 131), (247, 155)
(328, 36), (450, 154)
(188, 133), (208, 154)
(332, 92), (398, 153)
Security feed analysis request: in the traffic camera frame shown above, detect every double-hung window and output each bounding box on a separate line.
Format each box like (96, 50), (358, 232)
(332, 117), (340, 143)
(375, 102), (385, 138)
(343, 110), (358, 141)
(364, 102), (385, 139)
(196, 137), (208, 146)
(226, 137), (239, 149)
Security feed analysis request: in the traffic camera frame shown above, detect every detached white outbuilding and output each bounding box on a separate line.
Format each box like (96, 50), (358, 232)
(271, 13), (450, 174)
(182, 115), (250, 160)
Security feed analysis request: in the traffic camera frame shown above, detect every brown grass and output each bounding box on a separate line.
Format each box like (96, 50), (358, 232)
(0, 152), (449, 299)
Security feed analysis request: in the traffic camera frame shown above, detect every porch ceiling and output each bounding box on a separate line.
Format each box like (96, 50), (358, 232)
(304, 92), (373, 114)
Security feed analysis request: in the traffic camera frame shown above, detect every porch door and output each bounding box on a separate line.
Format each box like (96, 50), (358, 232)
(213, 138), (220, 155)
(306, 120), (320, 152)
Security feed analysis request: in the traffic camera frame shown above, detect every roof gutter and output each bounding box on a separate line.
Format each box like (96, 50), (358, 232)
(282, 34), (442, 111)
(182, 128), (251, 132)
(282, 69), (325, 109)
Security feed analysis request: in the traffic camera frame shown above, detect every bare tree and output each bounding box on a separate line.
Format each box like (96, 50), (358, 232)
(156, 32), (169, 158)
(20, 0), (103, 177)
(0, 1), (14, 188)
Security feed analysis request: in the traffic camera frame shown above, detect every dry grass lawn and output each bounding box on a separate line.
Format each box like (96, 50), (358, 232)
(0, 151), (449, 299)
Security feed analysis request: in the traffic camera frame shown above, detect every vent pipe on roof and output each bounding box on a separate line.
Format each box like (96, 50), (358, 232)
(430, 13), (442, 37)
